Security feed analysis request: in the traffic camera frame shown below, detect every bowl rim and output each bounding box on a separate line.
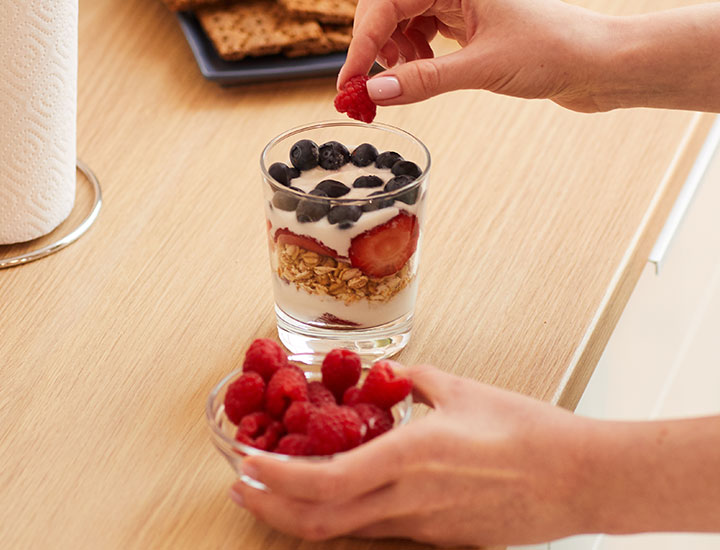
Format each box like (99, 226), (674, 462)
(206, 352), (412, 460)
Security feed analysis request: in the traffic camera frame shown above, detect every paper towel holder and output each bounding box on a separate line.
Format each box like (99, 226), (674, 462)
(0, 159), (102, 269)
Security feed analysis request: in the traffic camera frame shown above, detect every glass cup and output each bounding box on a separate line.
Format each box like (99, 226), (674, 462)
(260, 121), (430, 359)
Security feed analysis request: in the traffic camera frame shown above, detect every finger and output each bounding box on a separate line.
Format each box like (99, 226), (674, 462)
(350, 515), (414, 540)
(389, 363), (459, 409)
(352, 516), (490, 548)
(404, 16), (437, 59)
(366, 46), (483, 105)
(377, 40), (401, 69)
(241, 420), (424, 502)
(351, 515), (448, 546)
(232, 478), (408, 542)
(389, 27), (417, 64)
(337, 0), (434, 88)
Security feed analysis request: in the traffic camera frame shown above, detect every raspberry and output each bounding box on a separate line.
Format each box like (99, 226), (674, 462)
(307, 405), (364, 455)
(283, 400), (316, 434)
(254, 421), (285, 451)
(335, 405), (364, 450)
(353, 403), (394, 441)
(238, 411), (273, 438)
(276, 433), (313, 456)
(242, 338), (289, 382)
(235, 431), (254, 446)
(307, 380), (337, 407)
(334, 75), (377, 124)
(321, 348), (362, 400)
(265, 366), (309, 418)
(342, 385), (361, 406)
(235, 416), (284, 452)
(359, 360), (412, 410)
(224, 371), (265, 425)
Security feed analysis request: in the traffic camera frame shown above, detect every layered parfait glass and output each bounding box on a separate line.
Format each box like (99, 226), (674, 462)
(261, 121), (430, 358)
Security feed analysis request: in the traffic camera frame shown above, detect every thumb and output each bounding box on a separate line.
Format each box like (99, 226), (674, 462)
(366, 48), (478, 105)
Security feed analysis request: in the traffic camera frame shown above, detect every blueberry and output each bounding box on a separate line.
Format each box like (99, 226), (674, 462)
(391, 160), (422, 179)
(290, 139), (319, 171)
(375, 151), (403, 169)
(272, 186), (303, 211)
(361, 190), (394, 212)
(296, 190), (330, 222)
(318, 141), (350, 170)
(314, 179), (351, 198)
(327, 205), (362, 226)
(352, 175), (384, 188)
(268, 162), (298, 186)
(350, 143), (378, 167)
(384, 175), (419, 205)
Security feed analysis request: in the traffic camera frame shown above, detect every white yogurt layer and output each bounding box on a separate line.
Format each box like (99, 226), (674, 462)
(273, 275), (418, 328)
(266, 163), (422, 258)
(290, 164), (391, 198)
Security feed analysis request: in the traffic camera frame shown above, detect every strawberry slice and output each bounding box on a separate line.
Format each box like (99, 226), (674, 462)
(274, 228), (339, 258)
(348, 212), (419, 277)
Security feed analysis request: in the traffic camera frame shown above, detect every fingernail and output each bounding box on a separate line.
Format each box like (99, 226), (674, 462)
(367, 76), (401, 101)
(229, 484), (245, 507)
(397, 53), (406, 66)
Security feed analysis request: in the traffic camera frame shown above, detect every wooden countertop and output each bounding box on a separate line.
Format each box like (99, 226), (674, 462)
(1, 0), (715, 548)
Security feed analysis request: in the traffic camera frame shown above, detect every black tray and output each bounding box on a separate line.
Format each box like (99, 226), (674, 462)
(176, 12), (347, 85)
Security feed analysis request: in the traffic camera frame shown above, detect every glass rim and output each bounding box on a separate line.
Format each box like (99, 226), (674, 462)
(260, 120), (431, 204)
(205, 352), (412, 461)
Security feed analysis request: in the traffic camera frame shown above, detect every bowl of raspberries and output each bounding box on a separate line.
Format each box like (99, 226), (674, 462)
(207, 338), (413, 484)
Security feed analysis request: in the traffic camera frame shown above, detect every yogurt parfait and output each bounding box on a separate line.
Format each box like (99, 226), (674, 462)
(261, 121), (430, 358)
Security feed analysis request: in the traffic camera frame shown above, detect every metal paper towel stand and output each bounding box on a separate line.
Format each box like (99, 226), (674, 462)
(0, 159), (102, 269)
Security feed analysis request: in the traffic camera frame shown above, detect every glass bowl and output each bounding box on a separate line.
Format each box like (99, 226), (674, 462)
(206, 353), (412, 490)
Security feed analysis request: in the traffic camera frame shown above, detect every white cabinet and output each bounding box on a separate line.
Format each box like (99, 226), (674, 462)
(548, 117), (720, 550)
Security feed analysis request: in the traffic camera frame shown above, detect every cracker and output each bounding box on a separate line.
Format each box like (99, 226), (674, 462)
(278, 0), (356, 25)
(322, 24), (352, 49)
(197, 0), (323, 60)
(283, 24), (351, 58)
(161, 0), (227, 12)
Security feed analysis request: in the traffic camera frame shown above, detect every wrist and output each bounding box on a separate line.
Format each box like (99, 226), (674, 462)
(548, 10), (625, 113)
(574, 416), (720, 535)
(583, 5), (720, 112)
(588, 14), (664, 111)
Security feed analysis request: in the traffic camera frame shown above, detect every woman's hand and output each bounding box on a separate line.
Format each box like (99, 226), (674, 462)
(230, 364), (596, 547)
(337, 0), (720, 113)
(337, 0), (614, 112)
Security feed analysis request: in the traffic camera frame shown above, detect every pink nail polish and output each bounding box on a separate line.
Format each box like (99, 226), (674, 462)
(229, 486), (245, 507)
(367, 76), (401, 101)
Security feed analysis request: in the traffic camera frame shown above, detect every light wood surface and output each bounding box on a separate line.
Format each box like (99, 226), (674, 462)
(0, 0), (714, 548)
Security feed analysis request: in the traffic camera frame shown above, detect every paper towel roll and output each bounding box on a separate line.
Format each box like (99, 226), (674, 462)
(0, 0), (78, 245)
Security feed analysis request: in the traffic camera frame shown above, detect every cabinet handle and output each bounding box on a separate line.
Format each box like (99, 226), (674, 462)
(649, 115), (720, 274)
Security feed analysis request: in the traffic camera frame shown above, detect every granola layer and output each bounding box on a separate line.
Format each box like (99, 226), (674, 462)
(275, 242), (412, 305)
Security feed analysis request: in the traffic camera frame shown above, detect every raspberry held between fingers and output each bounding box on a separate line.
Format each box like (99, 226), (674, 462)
(334, 75), (377, 123)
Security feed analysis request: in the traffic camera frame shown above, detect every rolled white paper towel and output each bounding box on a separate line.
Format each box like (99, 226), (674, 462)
(0, 0), (78, 245)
